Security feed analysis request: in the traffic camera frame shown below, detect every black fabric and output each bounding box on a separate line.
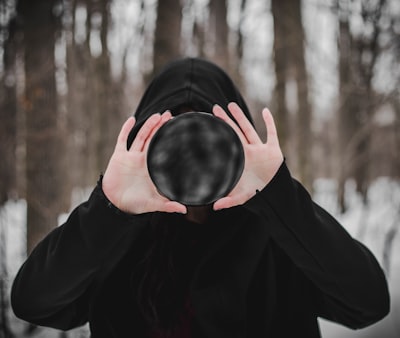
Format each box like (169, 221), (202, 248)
(11, 58), (390, 337)
(11, 163), (390, 337)
(127, 58), (252, 149)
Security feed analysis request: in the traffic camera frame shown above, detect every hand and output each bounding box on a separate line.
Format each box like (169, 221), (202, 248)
(102, 112), (187, 215)
(212, 102), (284, 210)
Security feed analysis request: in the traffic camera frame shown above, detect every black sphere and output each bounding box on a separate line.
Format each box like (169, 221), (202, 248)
(147, 112), (244, 205)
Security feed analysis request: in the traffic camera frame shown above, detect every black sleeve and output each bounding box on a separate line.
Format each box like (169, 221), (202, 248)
(11, 181), (150, 330)
(243, 162), (390, 329)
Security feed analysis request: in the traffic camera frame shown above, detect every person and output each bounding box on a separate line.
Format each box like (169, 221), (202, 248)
(11, 58), (389, 338)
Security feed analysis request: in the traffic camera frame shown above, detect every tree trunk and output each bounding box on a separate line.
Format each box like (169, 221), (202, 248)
(271, 0), (290, 155)
(93, 0), (115, 174)
(152, 0), (182, 78)
(352, 0), (385, 200)
(236, 0), (246, 63)
(84, 0), (101, 185)
(18, 0), (62, 254)
(336, 0), (386, 210)
(271, 0), (312, 190)
(209, 0), (229, 70)
(0, 17), (18, 205)
(336, 13), (361, 212)
(290, 0), (312, 191)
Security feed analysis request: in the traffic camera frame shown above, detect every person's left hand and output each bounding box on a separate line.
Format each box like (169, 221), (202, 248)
(212, 102), (284, 210)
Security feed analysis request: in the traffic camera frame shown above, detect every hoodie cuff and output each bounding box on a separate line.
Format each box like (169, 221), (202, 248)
(243, 161), (295, 213)
(96, 174), (134, 218)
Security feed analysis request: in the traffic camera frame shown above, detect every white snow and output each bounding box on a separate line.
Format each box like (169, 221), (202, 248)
(314, 178), (400, 338)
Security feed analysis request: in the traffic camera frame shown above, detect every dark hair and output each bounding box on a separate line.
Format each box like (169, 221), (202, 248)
(130, 213), (199, 332)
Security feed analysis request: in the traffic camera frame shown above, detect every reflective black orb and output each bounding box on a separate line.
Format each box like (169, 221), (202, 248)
(147, 112), (244, 205)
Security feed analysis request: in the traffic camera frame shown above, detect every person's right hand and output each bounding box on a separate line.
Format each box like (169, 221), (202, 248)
(102, 112), (187, 215)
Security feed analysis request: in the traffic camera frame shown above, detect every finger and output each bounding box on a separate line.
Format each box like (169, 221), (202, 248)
(213, 183), (258, 210)
(130, 113), (161, 152)
(116, 117), (136, 151)
(262, 108), (279, 145)
(162, 201), (187, 214)
(228, 102), (261, 145)
(212, 104), (247, 145)
(213, 195), (243, 211)
(143, 111), (172, 153)
(153, 193), (187, 213)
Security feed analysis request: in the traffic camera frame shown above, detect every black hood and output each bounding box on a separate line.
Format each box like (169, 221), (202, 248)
(127, 58), (252, 148)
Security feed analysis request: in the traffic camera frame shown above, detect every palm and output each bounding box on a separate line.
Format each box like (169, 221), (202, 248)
(102, 113), (187, 215)
(212, 103), (284, 210)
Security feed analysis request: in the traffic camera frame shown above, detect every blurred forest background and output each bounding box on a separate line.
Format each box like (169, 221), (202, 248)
(0, 0), (399, 337)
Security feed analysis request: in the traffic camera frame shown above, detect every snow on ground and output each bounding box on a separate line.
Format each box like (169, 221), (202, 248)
(1, 178), (399, 337)
(314, 178), (400, 338)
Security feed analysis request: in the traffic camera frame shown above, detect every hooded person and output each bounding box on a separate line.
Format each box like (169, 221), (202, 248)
(11, 58), (389, 338)
(129, 58), (248, 208)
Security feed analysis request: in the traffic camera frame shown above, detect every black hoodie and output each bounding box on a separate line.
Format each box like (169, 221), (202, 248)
(127, 57), (252, 149)
(11, 58), (390, 338)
